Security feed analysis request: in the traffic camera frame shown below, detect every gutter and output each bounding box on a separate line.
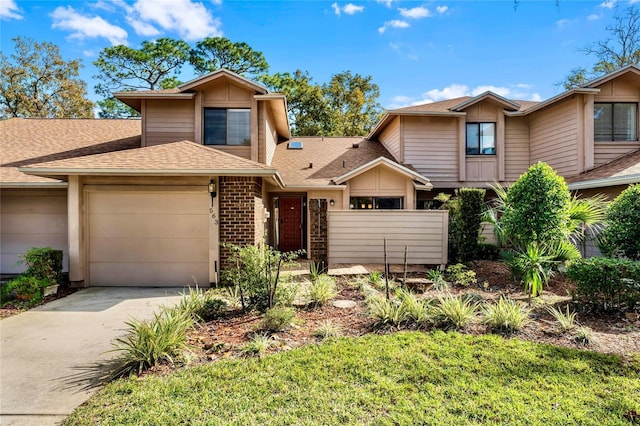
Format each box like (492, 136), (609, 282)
(0, 182), (68, 189)
(567, 174), (640, 190)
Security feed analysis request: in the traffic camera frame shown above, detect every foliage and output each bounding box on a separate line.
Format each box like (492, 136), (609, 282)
(567, 257), (640, 312)
(196, 299), (228, 322)
(477, 243), (501, 260)
(567, 193), (607, 253)
(427, 269), (450, 291)
(455, 188), (486, 261)
(96, 96), (139, 119)
(19, 247), (63, 285)
(65, 331), (640, 426)
(574, 326), (596, 345)
(260, 306), (295, 332)
(395, 288), (433, 326)
(563, 7), (640, 89)
(313, 321), (342, 340)
(367, 271), (383, 286)
(548, 305), (578, 333)
(366, 294), (407, 329)
(304, 275), (338, 308)
(445, 263), (477, 287)
(274, 279), (299, 307)
(501, 162), (572, 249)
(599, 184), (640, 260)
(109, 308), (195, 378)
(3, 275), (49, 304)
(189, 37), (269, 77)
(0, 37), (93, 118)
(240, 334), (272, 357)
(221, 243), (302, 310)
(481, 297), (530, 333)
(502, 242), (555, 300)
(174, 286), (227, 322)
(435, 294), (479, 329)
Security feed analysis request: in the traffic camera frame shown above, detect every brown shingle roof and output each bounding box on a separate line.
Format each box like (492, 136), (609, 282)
(391, 97), (538, 113)
(1, 118), (141, 185)
(271, 137), (399, 186)
(20, 140), (275, 175)
(566, 149), (640, 186)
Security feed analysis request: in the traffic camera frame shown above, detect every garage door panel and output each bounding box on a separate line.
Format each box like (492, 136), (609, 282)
(2, 213), (67, 234)
(90, 237), (208, 263)
(90, 262), (208, 287)
(89, 214), (208, 239)
(90, 192), (207, 215)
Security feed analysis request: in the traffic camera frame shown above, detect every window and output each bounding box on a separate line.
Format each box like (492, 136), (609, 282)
(466, 123), (496, 155)
(594, 103), (637, 141)
(349, 197), (403, 210)
(203, 108), (251, 146)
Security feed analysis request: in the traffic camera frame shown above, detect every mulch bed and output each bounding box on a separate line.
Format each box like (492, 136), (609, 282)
(0, 285), (77, 319)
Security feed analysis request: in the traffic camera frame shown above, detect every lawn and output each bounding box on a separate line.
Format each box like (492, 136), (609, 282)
(65, 331), (639, 425)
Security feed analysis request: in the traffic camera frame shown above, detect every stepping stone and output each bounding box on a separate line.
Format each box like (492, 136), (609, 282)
(332, 299), (357, 309)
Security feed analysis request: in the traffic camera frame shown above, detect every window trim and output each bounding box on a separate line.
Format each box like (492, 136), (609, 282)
(203, 107), (251, 146)
(594, 102), (638, 142)
(349, 196), (404, 210)
(465, 122), (496, 155)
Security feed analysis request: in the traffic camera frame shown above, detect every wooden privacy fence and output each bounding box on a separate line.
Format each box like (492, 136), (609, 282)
(327, 210), (448, 266)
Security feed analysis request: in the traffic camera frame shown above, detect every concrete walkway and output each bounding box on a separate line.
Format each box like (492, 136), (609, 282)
(0, 287), (183, 426)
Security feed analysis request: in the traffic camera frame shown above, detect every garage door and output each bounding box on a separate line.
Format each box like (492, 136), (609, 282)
(0, 189), (68, 274)
(88, 190), (209, 286)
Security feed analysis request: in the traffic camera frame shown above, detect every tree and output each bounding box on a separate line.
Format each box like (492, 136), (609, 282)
(599, 184), (640, 260)
(93, 38), (191, 118)
(190, 37), (269, 77)
(260, 70), (331, 136)
(323, 71), (383, 136)
(563, 7), (640, 89)
(0, 37), (93, 118)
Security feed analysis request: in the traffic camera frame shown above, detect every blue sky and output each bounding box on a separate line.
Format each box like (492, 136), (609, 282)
(0, 0), (630, 109)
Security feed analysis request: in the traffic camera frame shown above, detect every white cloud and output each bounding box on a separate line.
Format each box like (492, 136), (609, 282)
(126, 16), (160, 36)
(376, 0), (394, 7)
(436, 5), (448, 14)
(83, 49), (96, 57)
(529, 93), (542, 102)
(587, 14), (600, 21)
(471, 85), (511, 97)
(51, 6), (128, 45)
(421, 84), (470, 102)
(211, 0), (223, 5)
(556, 18), (570, 28)
(599, 0), (616, 8)
(399, 6), (431, 19)
(378, 19), (410, 34)
(514, 83), (532, 89)
(332, 3), (364, 16)
(1, 0), (23, 20)
(129, 0), (222, 40)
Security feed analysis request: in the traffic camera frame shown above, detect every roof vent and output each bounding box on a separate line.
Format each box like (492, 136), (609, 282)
(288, 141), (303, 149)
(352, 142), (359, 148)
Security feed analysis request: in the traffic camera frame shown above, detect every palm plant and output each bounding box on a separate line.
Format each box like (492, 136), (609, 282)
(567, 193), (607, 256)
(518, 242), (555, 302)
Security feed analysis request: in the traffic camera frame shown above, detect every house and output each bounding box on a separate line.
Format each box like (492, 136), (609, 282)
(2, 66), (639, 287)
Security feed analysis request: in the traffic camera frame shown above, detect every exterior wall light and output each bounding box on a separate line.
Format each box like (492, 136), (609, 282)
(329, 199), (335, 206)
(208, 180), (217, 206)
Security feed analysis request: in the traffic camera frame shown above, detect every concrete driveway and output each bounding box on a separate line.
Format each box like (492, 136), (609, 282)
(0, 287), (183, 426)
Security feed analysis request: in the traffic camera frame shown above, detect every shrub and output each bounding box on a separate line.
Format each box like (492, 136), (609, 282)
(175, 287), (227, 322)
(368, 271), (383, 286)
(305, 275), (338, 307)
(547, 305), (577, 333)
(241, 334), (272, 356)
(367, 295), (407, 329)
(109, 308), (195, 378)
(502, 242), (555, 300)
(4, 275), (49, 303)
(427, 269), (449, 291)
(260, 306), (295, 332)
(196, 298), (227, 322)
(274, 280), (300, 307)
(501, 162), (571, 249)
(481, 297), (530, 333)
(20, 247), (63, 285)
(574, 326), (595, 345)
(477, 243), (501, 260)
(435, 294), (478, 329)
(599, 184), (640, 260)
(395, 288), (433, 326)
(313, 320), (342, 339)
(566, 257), (640, 311)
(445, 263), (477, 287)
(455, 188), (486, 261)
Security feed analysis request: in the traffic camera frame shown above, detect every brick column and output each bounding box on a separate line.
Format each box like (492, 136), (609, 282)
(309, 199), (328, 272)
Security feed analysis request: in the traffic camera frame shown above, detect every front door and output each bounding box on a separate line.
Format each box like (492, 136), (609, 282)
(279, 197), (303, 252)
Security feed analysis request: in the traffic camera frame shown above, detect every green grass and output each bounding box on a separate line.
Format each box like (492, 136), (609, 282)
(64, 331), (640, 426)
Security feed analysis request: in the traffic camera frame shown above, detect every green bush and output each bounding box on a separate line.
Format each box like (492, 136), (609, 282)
(305, 275), (338, 307)
(481, 297), (530, 333)
(260, 306), (295, 332)
(20, 247), (63, 285)
(435, 294), (479, 329)
(395, 288), (433, 326)
(501, 162), (571, 249)
(502, 242), (555, 299)
(477, 243), (501, 260)
(567, 257), (640, 311)
(4, 275), (49, 304)
(445, 263), (477, 287)
(240, 334), (272, 357)
(599, 184), (640, 260)
(366, 295), (407, 329)
(455, 188), (486, 261)
(313, 320), (342, 339)
(196, 298), (227, 322)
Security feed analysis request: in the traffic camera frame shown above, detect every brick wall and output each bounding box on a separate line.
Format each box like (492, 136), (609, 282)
(219, 176), (264, 268)
(309, 199), (328, 270)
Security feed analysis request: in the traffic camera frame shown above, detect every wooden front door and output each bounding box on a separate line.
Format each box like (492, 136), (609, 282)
(279, 197), (303, 252)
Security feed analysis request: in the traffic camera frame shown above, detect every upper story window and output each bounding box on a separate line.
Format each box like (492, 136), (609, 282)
(203, 108), (251, 146)
(594, 103), (638, 142)
(466, 123), (495, 155)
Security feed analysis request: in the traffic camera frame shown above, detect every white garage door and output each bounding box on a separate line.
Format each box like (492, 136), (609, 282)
(0, 190), (68, 274)
(88, 190), (209, 286)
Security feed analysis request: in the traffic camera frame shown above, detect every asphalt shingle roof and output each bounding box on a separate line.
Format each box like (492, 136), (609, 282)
(566, 149), (640, 184)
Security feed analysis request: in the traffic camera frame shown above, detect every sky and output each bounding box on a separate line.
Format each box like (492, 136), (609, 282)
(0, 0), (633, 109)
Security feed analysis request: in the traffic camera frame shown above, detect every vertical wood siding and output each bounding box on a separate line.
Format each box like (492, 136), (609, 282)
(403, 116), (459, 182)
(327, 210), (448, 265)
(529, 97), (579, 176)
(504, 116), (531, 182)
(144, 99), (195, 146)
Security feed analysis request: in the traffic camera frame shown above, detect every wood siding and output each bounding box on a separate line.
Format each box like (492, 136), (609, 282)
(529, 97), (580, 177)
(504, 116), (531, 182)
(327, 210), (448, 265)
(0, 189), (68, 274)
(264, 105), (278, 166)
(594, 142), (640, 167)
(144, 99), (195, 146)
(379, 116), (401, 161)
(403, 116), (459, 182)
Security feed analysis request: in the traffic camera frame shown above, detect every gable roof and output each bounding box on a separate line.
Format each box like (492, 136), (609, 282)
(1, 118), (141, 187)
(583, 64), (640, 89)
(450, 91), (521, 112)
(333, 156), (431, 188)
(179, 68), (268, 93)
(271, 137), (403, 187)
(19, 140), (283, 186)
(566, 148), (640, 190)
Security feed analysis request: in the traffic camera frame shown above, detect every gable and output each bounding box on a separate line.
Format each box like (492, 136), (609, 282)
(201, 79), (255, 105)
